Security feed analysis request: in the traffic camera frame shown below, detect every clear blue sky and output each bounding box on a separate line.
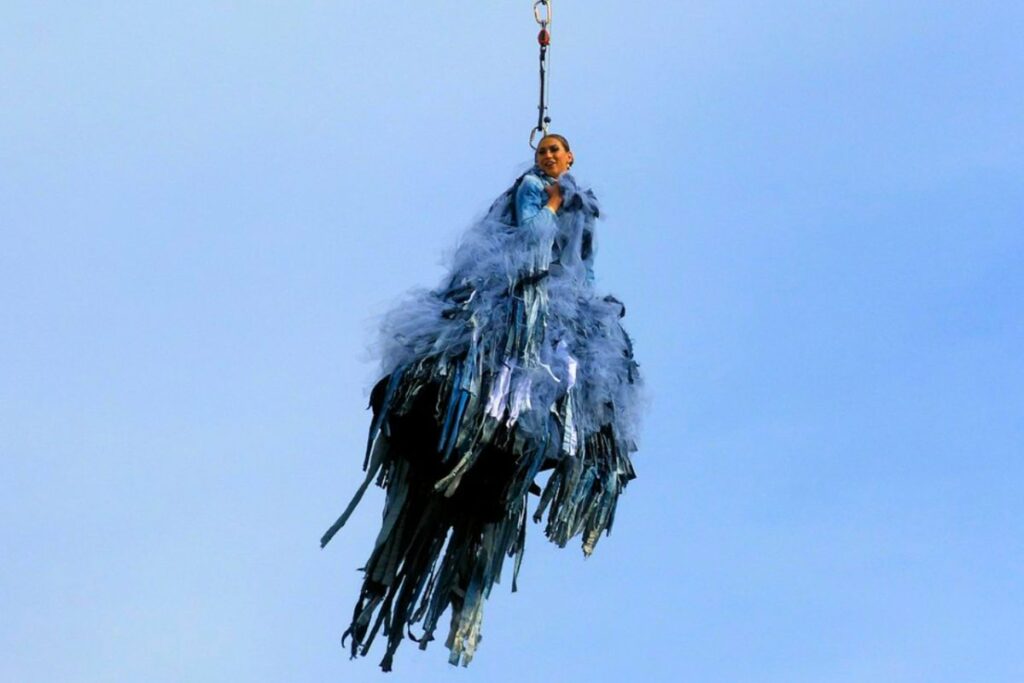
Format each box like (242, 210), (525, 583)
(2, 2), (1022, 681)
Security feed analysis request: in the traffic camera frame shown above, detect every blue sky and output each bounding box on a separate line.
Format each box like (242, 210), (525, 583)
(2, 2), (1022, 681)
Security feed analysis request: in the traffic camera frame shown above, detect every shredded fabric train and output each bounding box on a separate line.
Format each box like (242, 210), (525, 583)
(321, 164), (642, 671)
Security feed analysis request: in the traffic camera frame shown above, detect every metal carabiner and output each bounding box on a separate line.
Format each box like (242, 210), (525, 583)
(529, 126), (544, 150)
(533, 0), (551, 28)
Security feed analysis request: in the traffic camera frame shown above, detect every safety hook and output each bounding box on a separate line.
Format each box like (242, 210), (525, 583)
(533, 0), (552, 27)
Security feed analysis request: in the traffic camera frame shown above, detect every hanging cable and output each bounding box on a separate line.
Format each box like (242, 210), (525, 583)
(529, 0), (552, 149)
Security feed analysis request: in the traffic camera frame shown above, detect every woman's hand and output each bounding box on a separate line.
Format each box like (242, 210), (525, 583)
(545, 183), (563, 213)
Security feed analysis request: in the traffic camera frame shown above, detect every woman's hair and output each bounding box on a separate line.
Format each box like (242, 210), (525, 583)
(536, 133), (573, 167)
(539, 133), (571, 152)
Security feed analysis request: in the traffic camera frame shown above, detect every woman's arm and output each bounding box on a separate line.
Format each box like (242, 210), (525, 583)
(515, 174), (560, 231)
(510, 174), (560, 277)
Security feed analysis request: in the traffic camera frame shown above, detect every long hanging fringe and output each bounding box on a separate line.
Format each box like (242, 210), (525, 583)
(322, 341), (636, 670)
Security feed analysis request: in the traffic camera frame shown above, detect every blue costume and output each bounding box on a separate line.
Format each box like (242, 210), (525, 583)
(322, 166), (642, 670)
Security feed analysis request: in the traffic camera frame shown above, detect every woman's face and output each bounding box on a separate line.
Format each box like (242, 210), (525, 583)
(535, 137), (574, 177)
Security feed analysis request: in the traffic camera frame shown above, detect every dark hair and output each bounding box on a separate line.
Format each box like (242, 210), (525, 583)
(539, 133), (571, 151)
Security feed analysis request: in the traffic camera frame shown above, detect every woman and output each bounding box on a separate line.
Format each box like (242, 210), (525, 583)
(322, 135), (642, 670)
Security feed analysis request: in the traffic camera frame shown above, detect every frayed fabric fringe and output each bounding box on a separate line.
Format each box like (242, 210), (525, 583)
(322, 170), (641, 671)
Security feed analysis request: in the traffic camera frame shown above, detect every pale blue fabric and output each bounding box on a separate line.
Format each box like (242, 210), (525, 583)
(515, 172), (557, 224)
(516, 170), (596, 284)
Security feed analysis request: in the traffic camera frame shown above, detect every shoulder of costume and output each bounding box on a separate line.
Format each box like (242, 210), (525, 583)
(520, 168), (554, 189)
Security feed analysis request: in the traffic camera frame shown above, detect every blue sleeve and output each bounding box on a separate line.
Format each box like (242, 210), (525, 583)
(515, 175), (558, 236)
(508, 174), (559, 276)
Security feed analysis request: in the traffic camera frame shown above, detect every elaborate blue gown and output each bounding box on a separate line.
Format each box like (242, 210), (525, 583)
(322, 166), (642, 670)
